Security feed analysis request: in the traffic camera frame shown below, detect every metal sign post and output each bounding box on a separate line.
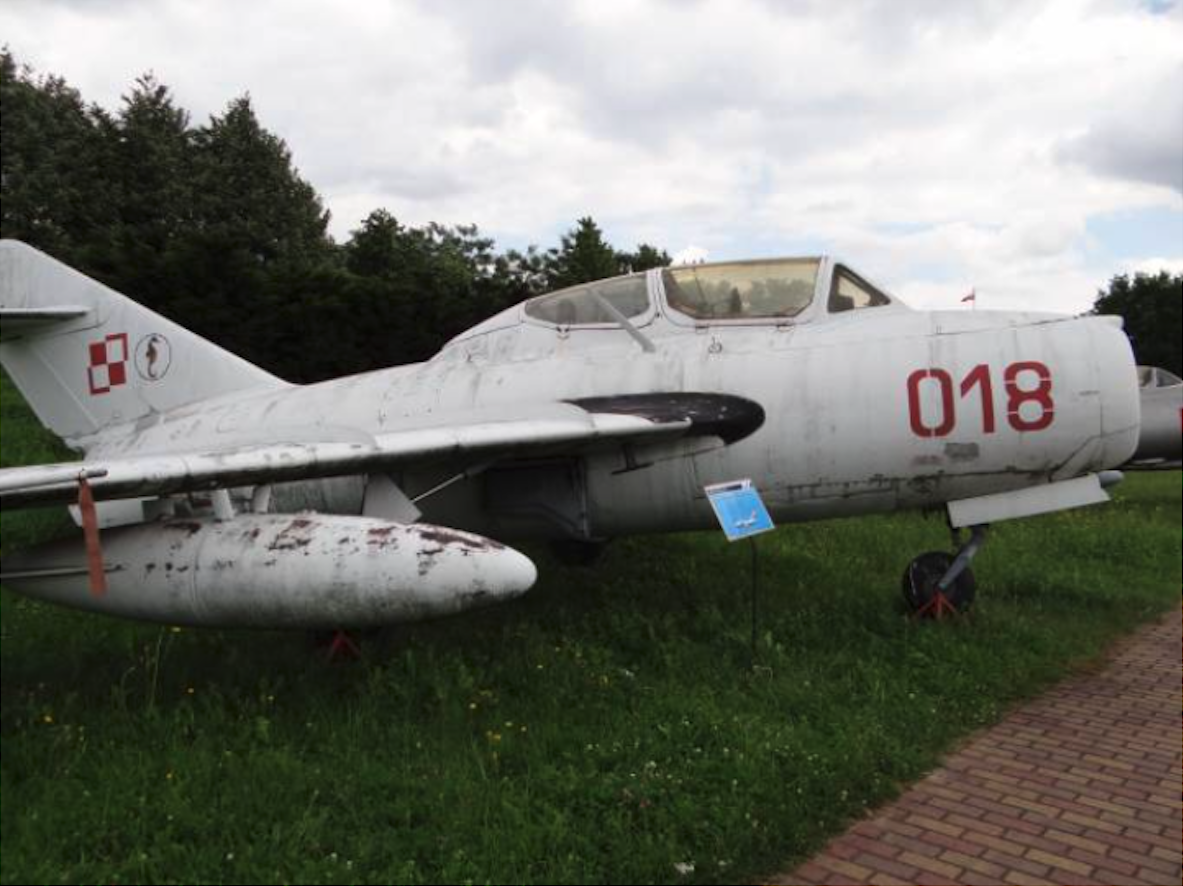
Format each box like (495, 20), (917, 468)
(704, 480), (775, 662)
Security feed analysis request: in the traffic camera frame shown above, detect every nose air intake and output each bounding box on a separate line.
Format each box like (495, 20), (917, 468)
(1087, 317), (1142, 471)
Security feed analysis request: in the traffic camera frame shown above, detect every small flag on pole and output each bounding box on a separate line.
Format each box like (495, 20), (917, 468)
(961, 288), (976, 307)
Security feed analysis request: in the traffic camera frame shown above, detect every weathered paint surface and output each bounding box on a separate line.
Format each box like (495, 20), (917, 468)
(14, 297), (1138, 541)
(0, 246), (1145, 627)
(0, 515), (536, 628)
(6, 258), (1143, 536)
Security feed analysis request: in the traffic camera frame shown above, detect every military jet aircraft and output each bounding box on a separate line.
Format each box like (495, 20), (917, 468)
(0, 239), (1149, 627)
(1126, 365), (1182, 470)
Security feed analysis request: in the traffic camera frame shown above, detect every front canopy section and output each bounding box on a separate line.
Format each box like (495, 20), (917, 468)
(523, 274), (651, 326)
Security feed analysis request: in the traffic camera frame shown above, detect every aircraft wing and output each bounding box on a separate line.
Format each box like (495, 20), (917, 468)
(0, 393), (764, 509)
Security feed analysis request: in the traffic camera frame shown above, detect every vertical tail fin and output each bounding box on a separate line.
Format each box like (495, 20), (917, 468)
(0, 240), (286, 446)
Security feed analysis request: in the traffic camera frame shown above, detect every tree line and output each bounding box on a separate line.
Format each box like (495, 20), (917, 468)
(1091, 272), (1181, 377)
(2, 50), (1178, 380)
(0, 51), (670, 382)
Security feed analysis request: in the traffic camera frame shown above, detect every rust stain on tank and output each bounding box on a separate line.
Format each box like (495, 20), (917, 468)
(418, 527), (501, 551)
(268, 518), (316, 551)
(417, 545), (445, 576)
(366, 525), (401, 549)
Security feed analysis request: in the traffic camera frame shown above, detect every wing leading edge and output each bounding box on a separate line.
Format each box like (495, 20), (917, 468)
(0, 393), (765, 509)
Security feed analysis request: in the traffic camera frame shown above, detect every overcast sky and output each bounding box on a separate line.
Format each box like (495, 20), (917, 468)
(2, 0), (1180, 313)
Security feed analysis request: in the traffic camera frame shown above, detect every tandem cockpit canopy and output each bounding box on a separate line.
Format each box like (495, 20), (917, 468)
(520, 257), (874, 327)
(438, 256), (904, 358)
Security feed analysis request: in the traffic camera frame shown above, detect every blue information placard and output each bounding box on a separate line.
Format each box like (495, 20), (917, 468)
(705, 479), (775, 542)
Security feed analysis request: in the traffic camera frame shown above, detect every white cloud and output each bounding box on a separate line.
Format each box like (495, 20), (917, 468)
(1124, 256), (1183, 276)
(1058, 63), (1183, 193)
(671, 245), (710, 265)
(1, 0), (1180, 314)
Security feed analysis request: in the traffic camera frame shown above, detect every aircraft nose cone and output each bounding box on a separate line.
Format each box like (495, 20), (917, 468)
(1079, 315), (1142, 469)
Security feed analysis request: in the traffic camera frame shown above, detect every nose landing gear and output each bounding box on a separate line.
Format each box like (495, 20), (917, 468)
(903, 524), (988, 618)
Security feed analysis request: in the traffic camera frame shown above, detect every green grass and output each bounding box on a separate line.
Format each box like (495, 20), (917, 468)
(1, 370), (1179, 885)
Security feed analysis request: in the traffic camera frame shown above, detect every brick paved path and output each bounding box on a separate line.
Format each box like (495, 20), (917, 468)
(771, 607), (1182, 886)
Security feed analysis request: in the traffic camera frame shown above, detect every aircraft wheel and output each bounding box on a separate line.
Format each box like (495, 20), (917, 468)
(902, 551), (976, 616)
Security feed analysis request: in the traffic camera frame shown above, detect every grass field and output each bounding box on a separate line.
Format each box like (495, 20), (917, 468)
(1, 370), (1179, 885)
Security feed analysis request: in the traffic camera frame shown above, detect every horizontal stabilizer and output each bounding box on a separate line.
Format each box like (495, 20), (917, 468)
(0, 306), (93, 341)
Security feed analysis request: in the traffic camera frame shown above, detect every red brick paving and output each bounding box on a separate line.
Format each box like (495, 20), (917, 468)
(769, 607), (1182, 886)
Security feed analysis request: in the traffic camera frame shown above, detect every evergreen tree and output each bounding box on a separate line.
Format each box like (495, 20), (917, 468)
(497, 246), (550, 299)
(617, 243), (672, 274)
(192, 95), (331, 264)
(0, 50), (111, 261)
(1093, 271), (1183, 376)
(546, 217), (620, 288)
(342, 211), (517, 369)
(97, 72), (198, 314)
(344, 209), (408, 278)
(112, 73), (194, 248)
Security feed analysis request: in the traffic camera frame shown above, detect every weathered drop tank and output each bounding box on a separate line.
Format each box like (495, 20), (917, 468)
(0, 514), (537, 628)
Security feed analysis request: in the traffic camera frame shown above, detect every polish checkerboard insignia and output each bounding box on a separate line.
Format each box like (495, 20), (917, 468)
(86, 332), (129, 395)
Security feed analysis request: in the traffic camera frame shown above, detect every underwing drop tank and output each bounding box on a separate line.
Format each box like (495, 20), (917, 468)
(0, 514), (537, 628)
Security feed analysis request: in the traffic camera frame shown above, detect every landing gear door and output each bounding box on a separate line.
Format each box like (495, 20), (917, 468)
(485, 458), (592, 540)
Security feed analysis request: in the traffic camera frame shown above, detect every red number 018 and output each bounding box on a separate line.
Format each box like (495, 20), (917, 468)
(908, 361), (1053, 437)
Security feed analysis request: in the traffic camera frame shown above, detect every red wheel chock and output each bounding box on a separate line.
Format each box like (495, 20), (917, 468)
(916, 590), (959, 620)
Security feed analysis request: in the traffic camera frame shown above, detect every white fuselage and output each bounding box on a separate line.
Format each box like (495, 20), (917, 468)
(85, 278), (1140, 542)
(4, 248), (1143, 629)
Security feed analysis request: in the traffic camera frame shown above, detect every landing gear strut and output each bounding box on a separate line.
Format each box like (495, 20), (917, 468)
(902, 524), (988, 618)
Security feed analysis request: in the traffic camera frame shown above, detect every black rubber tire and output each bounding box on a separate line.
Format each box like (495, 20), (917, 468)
(902, 551), (976, 616)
